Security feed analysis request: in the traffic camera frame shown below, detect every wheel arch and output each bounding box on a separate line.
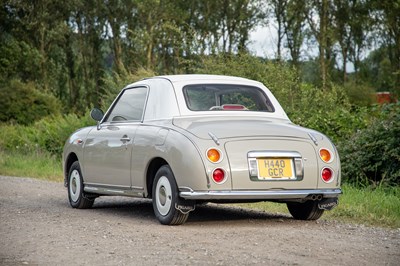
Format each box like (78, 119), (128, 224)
(64, 152), (79, 187)
(146, 157), (169, 199)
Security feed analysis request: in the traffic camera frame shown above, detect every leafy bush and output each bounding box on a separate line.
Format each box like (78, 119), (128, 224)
(0, 112), (94, 156)
(339, 103), (400, 187)
(0, 79), (61, 125)
(287, 84), (370, 143)
(343, 80), (375, 107)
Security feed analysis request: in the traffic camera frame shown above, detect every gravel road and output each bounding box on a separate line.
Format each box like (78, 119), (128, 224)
(0, 175), (399, 266)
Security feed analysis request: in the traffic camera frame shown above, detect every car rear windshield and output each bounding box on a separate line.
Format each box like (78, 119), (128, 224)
(183, 84), (275, 112)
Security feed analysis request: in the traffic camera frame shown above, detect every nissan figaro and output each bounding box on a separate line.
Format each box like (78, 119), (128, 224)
(63, 75), (341, 225)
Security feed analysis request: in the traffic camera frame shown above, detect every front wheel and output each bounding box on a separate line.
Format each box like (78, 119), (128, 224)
(287, 201), (324, 220)
(68, 161), (94, 209)
(152, 165), (189, 225)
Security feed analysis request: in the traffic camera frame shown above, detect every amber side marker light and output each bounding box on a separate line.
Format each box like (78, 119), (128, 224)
(319, 148), (333, 163)
(207, 148), (221, 163)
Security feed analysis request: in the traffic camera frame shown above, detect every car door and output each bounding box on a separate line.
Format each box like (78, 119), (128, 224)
(83, 86), (148, 188)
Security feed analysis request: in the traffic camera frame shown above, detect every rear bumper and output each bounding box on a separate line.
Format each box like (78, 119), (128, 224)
(179, 188), (342, 200)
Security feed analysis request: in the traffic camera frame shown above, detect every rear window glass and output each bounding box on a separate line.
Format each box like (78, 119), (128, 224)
(183, 84), (275, 112)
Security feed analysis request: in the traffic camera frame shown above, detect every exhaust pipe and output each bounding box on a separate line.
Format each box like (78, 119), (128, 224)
(308, 194), (323, 201)
(310, 194), (317, 201)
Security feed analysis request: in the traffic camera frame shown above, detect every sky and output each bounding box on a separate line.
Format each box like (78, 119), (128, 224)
(248, 24), (356, 73)
(248, 24), (278, 58)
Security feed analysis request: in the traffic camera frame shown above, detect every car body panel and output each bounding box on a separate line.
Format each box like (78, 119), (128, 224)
(225, 138), (318, 190)
(83, 124), (138, 187)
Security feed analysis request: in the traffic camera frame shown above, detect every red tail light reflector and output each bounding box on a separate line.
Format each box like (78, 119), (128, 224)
(212, 168), (226, 184)
(321, 168), (334, 183)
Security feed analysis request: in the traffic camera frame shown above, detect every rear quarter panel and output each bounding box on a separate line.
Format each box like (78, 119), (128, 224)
(131, 124), (211, 194)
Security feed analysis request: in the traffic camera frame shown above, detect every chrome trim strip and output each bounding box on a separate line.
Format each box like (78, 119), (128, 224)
(84, 184), (145, 197)
(180, 188), (342, 200)
(84, 182), (131, 189)
(248, 151), (301, 158)
(308, 133), (318, 146)
(208, 132), (220, 145)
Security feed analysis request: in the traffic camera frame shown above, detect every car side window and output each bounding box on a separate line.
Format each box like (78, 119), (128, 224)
(105, 87), (148, 122)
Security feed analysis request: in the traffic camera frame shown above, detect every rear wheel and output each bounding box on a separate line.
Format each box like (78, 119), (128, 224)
(152, 165), (189, 225)
(68, 161), (94, 209)
(287, 201), (324, 220)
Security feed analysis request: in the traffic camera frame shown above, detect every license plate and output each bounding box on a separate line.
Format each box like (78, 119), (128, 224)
(257, 158), (294, 180)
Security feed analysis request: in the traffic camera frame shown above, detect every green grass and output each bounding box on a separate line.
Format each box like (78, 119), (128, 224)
(325, 185), (400, 228)
(1, 150), (399, 228)
(0, 150), (63, 182)
(238, 184), (400, 228)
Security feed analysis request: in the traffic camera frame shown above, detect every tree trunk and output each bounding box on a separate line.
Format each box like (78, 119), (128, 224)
(319, 0), (328, 90)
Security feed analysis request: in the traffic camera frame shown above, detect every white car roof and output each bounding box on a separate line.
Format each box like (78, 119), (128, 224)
(126, 74), (290, 121)
(145, 74), (262, 85)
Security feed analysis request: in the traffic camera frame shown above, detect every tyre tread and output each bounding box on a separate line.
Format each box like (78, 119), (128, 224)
(152, 165), (190, 225)
(287, 201), (324, 220)
(68, 161), (94, 209)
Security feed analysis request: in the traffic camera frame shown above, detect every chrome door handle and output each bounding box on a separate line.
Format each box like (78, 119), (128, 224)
(120, 136), (131, 142)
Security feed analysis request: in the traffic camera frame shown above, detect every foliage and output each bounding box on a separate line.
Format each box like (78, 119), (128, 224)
(287, 83), (371, 143)
(0, 112), (94, 156)
(196, 54), (368, 143)
(343, 80), (375, 107)
(359, 47), (397, 93)
(0, 79), (61, 125)
(0, 35), (42, 81)
(101, 67), (156, 109)
(339, 103), (400, 187)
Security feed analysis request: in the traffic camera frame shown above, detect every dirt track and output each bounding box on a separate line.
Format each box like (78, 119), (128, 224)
(0, 175), (399, 265)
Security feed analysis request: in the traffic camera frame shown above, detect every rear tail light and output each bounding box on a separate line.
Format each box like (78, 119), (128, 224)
(319, 148), (333, 163)
(321, 167), (334, 183)
(212, 168), (226, 184)
(207, 148), (222, 163)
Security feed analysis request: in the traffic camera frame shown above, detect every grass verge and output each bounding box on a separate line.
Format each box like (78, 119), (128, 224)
(0, 150), (63, 182)
(1, 151), (399, 228)
(239, 184), (400, 228)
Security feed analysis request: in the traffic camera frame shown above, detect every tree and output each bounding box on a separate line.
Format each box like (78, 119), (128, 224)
(268, 0), (288, 61)
(347, 0), (370, 83)
(370, 0), (400, 95)
(284, 0), (306, 71)
(307, 0), (336, 89)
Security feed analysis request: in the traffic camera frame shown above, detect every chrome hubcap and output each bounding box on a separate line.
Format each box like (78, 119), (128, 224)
(69, 169), (81, 203)
(156, 176), (172, 216)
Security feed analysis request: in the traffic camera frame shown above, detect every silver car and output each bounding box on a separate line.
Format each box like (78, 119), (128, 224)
(63, 75), (341, 225)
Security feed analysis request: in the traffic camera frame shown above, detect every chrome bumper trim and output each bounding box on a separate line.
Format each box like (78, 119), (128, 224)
(179, 188), (342, 200)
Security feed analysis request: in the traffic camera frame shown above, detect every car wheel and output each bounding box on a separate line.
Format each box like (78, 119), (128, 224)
(68, 161), (94, 209)
(152, 165), (189, 225)
(287, 201), (324, 220)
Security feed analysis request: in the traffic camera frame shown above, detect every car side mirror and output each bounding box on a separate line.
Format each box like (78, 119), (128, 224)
(90, 108), (104, 122)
